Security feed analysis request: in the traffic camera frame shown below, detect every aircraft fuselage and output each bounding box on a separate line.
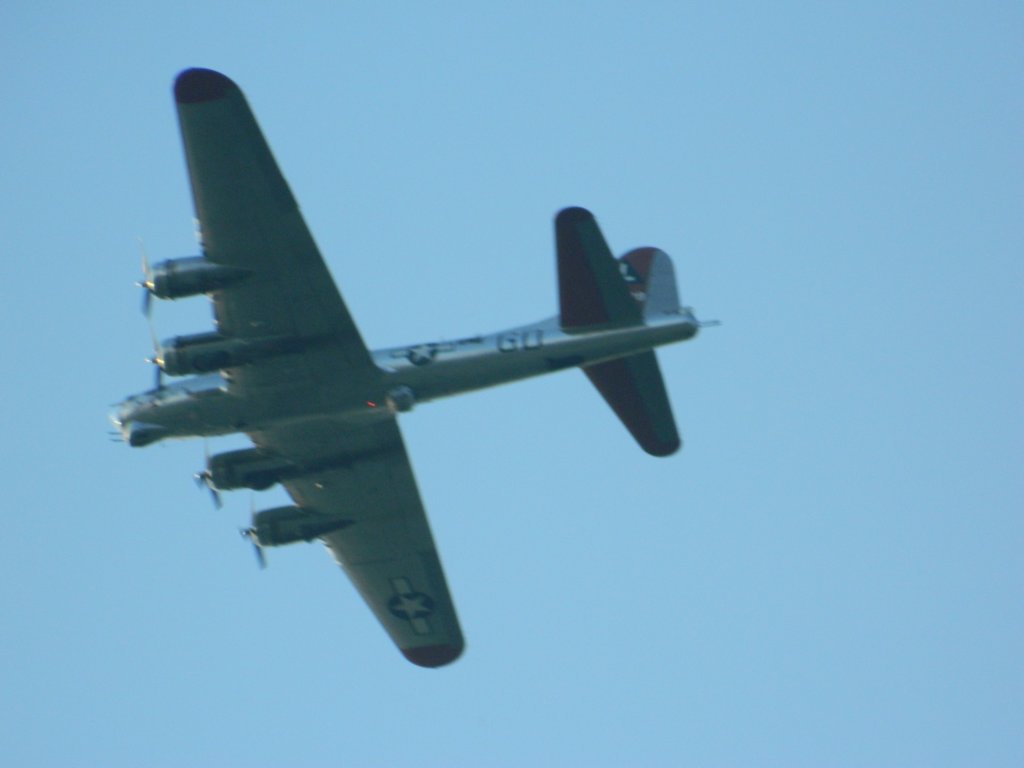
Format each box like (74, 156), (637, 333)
(113, 308), (698, 447)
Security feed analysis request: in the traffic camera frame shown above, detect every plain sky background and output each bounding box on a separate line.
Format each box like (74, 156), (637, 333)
(2, 2), (1021, 766)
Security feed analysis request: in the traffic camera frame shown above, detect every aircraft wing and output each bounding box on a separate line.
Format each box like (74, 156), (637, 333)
(174, 68), (376, 395)
(174, 69), (464, 666)
(251, 417), (465, 667)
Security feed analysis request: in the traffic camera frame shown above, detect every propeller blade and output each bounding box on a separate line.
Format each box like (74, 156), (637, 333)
(241, 528), (267, 569)
(242, 495), (266, 569)
(253, 540), (267, 570)
(193, 470), (223, 509)
(145, 310), (159, 354)
(193, 442), (222, 507)
(137, 239), (155, 317)
(144, 312), (165, 391)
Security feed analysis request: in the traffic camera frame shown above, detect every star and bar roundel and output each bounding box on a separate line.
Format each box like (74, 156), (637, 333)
(387, 578), (436, 635)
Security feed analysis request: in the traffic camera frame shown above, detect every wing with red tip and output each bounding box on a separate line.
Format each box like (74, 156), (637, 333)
(252, 416), (465, 668)
(173, 68), (463, 667)
(173, 68), (377, 397)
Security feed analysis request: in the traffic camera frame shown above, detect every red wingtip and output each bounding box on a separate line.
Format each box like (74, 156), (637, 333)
(401, 643), (464, 668)
(174, 68), (236, 104)
(555, 206), (595, 227)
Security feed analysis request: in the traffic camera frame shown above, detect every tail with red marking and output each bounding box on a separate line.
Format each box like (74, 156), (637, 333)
(618, 247), (680, 321)
(555, 207), (682, 456)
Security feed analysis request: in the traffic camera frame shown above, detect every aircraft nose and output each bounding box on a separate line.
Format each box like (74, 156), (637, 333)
(108, 408), (130, 442)
(110, 396), (143, 439)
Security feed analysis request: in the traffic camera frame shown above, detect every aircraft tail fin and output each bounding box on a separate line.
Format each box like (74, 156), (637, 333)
(618, 247), (680, 321)
(555, 207), (681, 456)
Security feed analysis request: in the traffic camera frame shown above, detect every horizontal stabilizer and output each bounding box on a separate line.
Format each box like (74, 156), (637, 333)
(584, 351), (681, 456)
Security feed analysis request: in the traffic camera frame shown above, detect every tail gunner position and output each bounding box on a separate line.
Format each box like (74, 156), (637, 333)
(111, 69), (709, 668)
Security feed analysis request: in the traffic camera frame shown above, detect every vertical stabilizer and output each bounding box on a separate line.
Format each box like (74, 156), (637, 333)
(619, 247), (680, 320)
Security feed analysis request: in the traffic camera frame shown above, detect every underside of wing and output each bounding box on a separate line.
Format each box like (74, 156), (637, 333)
(174, 69), (462, 665)
(252, 417), (464, 668)
(173, 68), (378, 397)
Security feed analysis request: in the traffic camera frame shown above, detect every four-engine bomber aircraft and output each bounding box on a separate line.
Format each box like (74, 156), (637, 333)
(112, 68), (706, 668)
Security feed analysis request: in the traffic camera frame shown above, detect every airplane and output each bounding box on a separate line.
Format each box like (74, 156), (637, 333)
(111, 68), (708, 668)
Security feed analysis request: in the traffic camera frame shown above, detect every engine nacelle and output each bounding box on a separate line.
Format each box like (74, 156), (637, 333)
(207, 448), (296, 491)
(146, 256), (250, 300)
(126, 421), (169, 448)
(157, 332), (306, 376)
(250, 505), (352, 547)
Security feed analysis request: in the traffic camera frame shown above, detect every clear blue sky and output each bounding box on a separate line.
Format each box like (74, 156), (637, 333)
(2, 2), (1021, 766)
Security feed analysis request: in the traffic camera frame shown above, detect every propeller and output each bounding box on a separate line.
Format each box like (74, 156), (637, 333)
(136, 239), (155, 317)
(146, 338), (164, 391)
(240, 527), (267, 569)
(194, 473), (223, 509)
(142, 300), (166, 391)
(193, 441), (223, 509)
(241, 498), (267, 569)
(134, 241), (166, 390)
